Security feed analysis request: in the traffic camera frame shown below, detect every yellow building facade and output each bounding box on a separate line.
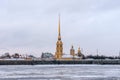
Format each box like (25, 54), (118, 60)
(70, 45), (75, 56)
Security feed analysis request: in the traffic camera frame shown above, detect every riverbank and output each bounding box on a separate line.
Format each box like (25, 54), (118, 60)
(0, 59), (120, 65)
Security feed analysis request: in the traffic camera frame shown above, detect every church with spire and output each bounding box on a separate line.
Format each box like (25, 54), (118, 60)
(55, 15), (63, 59)
(54, 15), (84, 60)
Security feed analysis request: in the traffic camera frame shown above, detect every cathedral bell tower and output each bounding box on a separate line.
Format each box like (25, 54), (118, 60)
(55, 15), (63, 59)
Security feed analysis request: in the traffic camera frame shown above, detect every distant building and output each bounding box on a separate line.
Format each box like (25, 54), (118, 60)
(41, 52), (54, 60)
(0, 52), (11, 59)
(55, 16), (63, 59)
(12, 53), (20, 58)
(54, 16), (84, 60)
(24, 55), (36, 60)
(77, 47), (84, 59)
(70, 45), (75, 56)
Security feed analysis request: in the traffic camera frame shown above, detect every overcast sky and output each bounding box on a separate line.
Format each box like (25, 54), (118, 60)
(0, 0), (120, 56)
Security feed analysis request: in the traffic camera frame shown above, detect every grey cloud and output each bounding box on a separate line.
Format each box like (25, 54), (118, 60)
(0, 0), (120, 56)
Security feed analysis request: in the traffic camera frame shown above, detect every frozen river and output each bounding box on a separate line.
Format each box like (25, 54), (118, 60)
(0, 65), (120, 80)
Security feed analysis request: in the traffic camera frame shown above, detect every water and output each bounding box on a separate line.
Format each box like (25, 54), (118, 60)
(0, 65), (120, 80)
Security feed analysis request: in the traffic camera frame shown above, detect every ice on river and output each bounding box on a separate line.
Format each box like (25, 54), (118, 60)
(0, 65), (120, 80)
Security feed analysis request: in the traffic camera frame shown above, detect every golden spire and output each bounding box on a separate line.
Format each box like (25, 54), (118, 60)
(58, 14), (61, 40)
